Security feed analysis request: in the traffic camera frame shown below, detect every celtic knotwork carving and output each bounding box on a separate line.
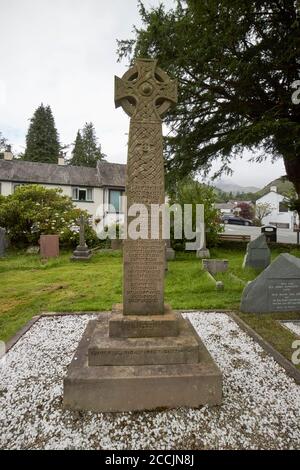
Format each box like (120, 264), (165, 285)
(127, 123), (163, 187)
(115, 58), (177, 121)
(114, 58), (178, 314)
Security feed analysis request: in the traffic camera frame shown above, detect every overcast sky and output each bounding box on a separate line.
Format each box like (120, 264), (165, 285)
(0, 0), (286, 188)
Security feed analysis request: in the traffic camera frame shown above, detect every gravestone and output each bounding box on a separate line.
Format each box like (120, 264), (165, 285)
(64, 58), (222, 412)
(241, 253), (300, 313)
(196, 225), (210, 259)
(0, 228), (7, 257)
(242, 234), (270, 270)
(202, 259), (228, 275)
(71, 215), (92, 261)
(39, 235), (59, 258)
(165, 239), (175, 261)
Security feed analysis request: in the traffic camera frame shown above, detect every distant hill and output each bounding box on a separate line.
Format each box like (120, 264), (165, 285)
(255, 175), (294, 198)
(214, 180), (261, 194)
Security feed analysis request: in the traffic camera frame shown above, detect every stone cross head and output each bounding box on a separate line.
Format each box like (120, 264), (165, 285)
(115, 58), (177, 121)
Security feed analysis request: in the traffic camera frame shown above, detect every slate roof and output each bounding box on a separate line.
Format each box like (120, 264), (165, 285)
(0, 159), (126, 188)
(215, 202), (236, 210)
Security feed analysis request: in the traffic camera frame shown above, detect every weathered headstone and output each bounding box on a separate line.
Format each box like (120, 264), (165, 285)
(196, 226), (210, 259)
(202, 259), (228, 275)
(241, 253), (300, 313)
(0, 228), (7, 257)
(242, 234), (270, 270)
(71, 215), (92, 261)
(39, 235), (59, 258)
(64, 59), (222, 412)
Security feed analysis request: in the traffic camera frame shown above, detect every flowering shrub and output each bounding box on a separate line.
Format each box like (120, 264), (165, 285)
(0, 185), (98, 248)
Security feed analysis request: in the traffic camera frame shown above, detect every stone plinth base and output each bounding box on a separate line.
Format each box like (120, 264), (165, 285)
(71, 245), (92, 261)
(109, 304), (179, 338)
(63, 314), (222, 412)
(89, 317), (199, 366)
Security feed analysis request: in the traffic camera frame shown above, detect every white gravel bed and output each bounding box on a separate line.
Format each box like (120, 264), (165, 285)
(0, 312), (300, 450)
(282, 321), (300, 337)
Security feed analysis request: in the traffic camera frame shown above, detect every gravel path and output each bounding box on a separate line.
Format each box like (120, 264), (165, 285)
(282, 321), (300, 337)
(0, 312), (299, 450)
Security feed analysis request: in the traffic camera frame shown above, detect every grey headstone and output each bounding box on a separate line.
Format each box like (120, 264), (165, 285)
(241, 253), (300, 313)
(242, 234), (271, 270)
(202, 259), (228, 275)
(0, 227), (7, 257)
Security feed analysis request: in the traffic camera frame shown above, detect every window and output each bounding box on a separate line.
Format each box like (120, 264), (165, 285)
(72, 187), (93, 202)
(279, 201), (289, 213)
(109, 189), (124, 213)
(13, 183), (26, 192)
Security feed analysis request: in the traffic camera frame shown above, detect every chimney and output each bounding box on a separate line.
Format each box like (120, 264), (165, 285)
(58, 153), (65, 166)
(3, 145), (13, 161)
(270, 186), (277, 192)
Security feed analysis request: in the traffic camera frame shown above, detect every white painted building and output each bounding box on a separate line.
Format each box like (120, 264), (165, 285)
(0, 150), (126, 235)
(256, 186), (298, 229)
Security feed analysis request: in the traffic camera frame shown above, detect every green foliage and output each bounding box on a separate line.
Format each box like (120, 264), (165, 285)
(0, 185), (98, 247)
(69, 122), (105, 167)
(169, 178), (222, 248)
(117, 0), (300, 195)
(70, 130), (85, 166)
(23, 104), (60, 163)
(255, 202), (273, 225)
(235, 202), (254, 220)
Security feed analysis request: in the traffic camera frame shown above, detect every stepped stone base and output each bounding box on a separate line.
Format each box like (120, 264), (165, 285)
(89, 317), (199, 366)
(71, 245), (92, 261)
(109, 304), (179, 338)
(63, 313), (222, 412)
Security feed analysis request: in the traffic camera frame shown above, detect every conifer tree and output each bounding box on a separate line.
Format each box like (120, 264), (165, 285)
(69, 130), (86, 166)
(24, 104), (60, 163)
(70, 122), (105, 167)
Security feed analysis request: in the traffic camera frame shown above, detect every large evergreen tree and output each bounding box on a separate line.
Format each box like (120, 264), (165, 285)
(69, 122), (105, 167)
(118, 0), (300, 210)
(24, 104), (60, 163)
(69, 130), (86, 166)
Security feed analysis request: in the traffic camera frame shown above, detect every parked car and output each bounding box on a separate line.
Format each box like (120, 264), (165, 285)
(222, 214), (253, 226)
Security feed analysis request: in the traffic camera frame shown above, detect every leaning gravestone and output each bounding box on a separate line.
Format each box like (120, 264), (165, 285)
(64, 58), (222, 412)
(71, 215), (92, 261)
(242, 234), (270, 270)
(241, 253), (300, 313)
(0, 228), (7, 257)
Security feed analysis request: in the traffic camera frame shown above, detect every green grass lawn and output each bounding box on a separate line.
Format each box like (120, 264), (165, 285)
(1, 244), (300, 369)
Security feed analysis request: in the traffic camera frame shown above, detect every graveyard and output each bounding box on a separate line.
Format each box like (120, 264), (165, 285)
(1, 243), (300, 448)
(0, 245), (299, 353)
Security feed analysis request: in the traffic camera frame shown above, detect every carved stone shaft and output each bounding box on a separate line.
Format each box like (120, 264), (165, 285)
(115, 59), (177, 315)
